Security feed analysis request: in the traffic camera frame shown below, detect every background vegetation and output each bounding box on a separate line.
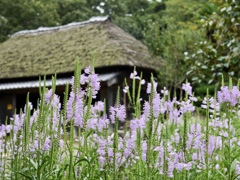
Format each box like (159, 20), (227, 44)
(0, 0), (239, 94)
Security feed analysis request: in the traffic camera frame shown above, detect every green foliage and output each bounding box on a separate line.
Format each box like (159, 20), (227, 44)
(86, 0), (153, 41)
(143, 0), (207, 91)
(0, 0), (60, 42)
(185, 0), (240, 85)
(57, 0), (93, 25)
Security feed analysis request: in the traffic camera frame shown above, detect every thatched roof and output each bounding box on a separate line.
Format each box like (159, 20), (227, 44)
(0, 16), (160, 80)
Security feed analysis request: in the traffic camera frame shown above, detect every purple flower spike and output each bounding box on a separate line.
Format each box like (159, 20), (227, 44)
(109, 105), (126, 123)
(142, 141), (147, 161)
(109, 106), (116, 124)
(143, 102), (150, 118)
(89, 73), (100, 99)
(182, 82), (192, 95)
(43, 136), (51, 151)
(99, 156), (106, 166)
(80, 74), (88, 85)
(93, 101), (104, 113)
(116, 105), (126, 122)
(74, 93), (84, 127)
(152, 93), (161, 118)
(45, 89), (53, 103)
(147, 81), (158, 94)
(208, 136), (215, 155)
(67, 92), (75, 121)
(217, 86), (240, 106)
(84, 66), (91, 74)
(236, 163), (240, 175)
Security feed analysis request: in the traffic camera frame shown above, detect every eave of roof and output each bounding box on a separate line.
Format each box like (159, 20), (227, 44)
(0, 72), (120, 90)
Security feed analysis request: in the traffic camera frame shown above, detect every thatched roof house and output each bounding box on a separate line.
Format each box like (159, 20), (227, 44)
(0, 16), (160, 123)
(0, 16), (158, 79)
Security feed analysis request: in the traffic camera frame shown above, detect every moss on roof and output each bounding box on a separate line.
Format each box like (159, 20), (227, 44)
(0, 18), (160, 79)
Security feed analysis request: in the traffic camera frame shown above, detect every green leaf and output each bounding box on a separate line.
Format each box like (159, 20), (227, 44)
(74, 158), (90, 166)
(17, 172), (33, 180)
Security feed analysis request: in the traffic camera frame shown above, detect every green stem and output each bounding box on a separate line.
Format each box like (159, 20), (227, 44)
(113, 117), (119, 180)
(113, 87), (120, 179)
(68, 118), (74, 180)
(147, 77), (155, 177)
(227, 105), (231, 180)
(205, 89), (209, 180)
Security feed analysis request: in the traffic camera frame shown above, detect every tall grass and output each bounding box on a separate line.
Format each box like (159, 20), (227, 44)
(0, 61), (240, 179)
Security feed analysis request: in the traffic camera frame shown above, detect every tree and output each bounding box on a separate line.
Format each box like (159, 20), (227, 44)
(85, 0), (152, 41)
(57, 0), (95, 25)
(0, 0), (60, 42)
(143, 0), (207, 91)
(185, 0), (240, 85)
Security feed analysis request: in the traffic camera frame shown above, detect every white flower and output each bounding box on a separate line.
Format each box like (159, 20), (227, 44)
(123, 86), (129, 93)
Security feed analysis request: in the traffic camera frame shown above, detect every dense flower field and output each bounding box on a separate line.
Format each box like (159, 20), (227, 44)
(1, 62), (240, 179)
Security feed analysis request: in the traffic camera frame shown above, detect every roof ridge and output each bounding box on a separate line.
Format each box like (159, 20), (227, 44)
(11, 16), (110, 37)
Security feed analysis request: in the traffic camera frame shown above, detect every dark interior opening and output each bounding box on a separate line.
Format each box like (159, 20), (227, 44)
(16, 93), (40, 113)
